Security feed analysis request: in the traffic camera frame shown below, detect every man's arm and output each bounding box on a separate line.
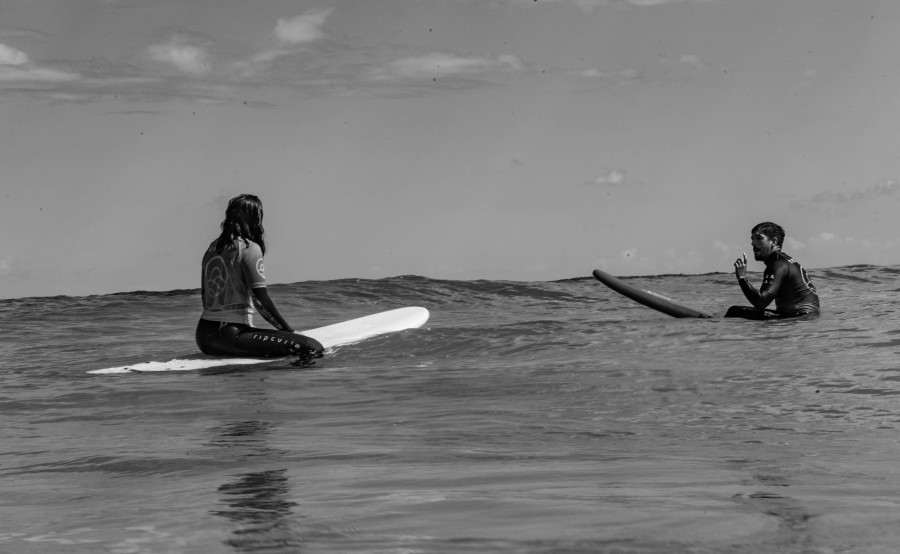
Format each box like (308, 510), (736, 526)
(738, 262), (787, 310)
(250, 286), (294, 332)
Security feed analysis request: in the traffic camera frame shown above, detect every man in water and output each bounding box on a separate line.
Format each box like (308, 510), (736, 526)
(728, 222), (820, 319)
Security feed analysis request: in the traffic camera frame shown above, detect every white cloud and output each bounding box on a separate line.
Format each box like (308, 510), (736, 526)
(0, 43), (29, 66)
(0, 65), (79, 83)
(232, 9), (333, 76)
(627, 0), (719, 5)
(580, 69), (605, 78)
(373, 52), (523, 81)
(591, 169), (627, 186)
(503, 0), (718, 10)
(232, 47), (294, 76)
(0, 43), (80, 83)
(784, 236), (805, 251)
(713, 240), (735, 253)
(673, 54), (705, 69)
(627, 0), (709, 5)
(497, 0), (610, 9)
(579, 68), (637, 80)
(796, 232), (900, 267)
(275, 9), (332, 45)
(249, 48), (293, 64)
(570, 0), (612, 8)
(790, 179), (900, 210)
(148, 38), (211, 75)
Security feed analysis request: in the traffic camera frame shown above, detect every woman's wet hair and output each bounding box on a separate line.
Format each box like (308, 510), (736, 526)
(752, 221), (785, 247)
(215, 194), (266, 255)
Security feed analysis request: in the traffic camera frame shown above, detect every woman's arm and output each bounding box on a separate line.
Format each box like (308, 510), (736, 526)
(250, 286), (294, 332)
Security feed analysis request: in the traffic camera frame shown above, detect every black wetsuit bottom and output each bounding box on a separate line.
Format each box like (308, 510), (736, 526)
(724, 306), (819, 320)
(195, 319), (323, 358)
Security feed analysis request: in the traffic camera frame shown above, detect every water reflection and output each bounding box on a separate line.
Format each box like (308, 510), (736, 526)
(212, 468), (302, 552)
(208, 420), (303, 553)
(205, 420), (278, 459)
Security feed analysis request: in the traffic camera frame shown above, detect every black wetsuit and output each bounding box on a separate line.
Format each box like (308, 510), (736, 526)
(195, 318), (319, 358)
(727, 251), (820, 319)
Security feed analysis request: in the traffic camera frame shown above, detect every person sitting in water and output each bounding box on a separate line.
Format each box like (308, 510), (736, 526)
(728, 221), (820, 319)
(195, 194), (323, 358)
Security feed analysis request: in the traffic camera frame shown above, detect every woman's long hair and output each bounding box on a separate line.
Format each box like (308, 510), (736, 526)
(215, 194), (266, 255)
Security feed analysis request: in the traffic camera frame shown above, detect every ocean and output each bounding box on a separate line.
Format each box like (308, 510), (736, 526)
(2, 265), (900, 553)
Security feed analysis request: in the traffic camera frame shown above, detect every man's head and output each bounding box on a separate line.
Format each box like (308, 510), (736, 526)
(750, 222), (784, 261)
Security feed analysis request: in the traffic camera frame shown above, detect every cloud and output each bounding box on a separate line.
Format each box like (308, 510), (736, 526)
(784, 236), (805, 251)
(3, 8), (515, 104)
(627, 0), (716, 5)
(579, 57), (708, 89)
(0, 64), (80, 83)
(579, 68), (638, 80)
(660, 54), (706, 70)
(275, 9), (332, 45)
(713, 240), (736, 254)
(232, 9), (334, 77)
(0, 42), (81, 84)
(147, 37), (211, 75)
(772, 232), (900, 268)
(1, 39), (213, 103)
(590, 169), (628, 186)
(372, 52), (523, 81)
(0, 43), (29, 65)
(248, 48), (293, 65)
(806, 233), (897, 259)
(551, 0), (612, 9)
(501, 0), (719, 10)
(789, 179), (900, 211)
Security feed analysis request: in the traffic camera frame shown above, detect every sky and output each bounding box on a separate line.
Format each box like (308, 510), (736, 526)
(2, 0), (899, 299)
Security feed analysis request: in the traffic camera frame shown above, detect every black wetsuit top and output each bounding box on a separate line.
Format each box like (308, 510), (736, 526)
(736, 251), (820, 317)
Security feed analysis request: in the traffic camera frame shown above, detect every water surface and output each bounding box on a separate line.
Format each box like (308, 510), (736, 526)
(2, 266), (900, 553)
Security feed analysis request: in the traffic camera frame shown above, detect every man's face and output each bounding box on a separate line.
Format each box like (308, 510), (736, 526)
(750, 232), (777, 261)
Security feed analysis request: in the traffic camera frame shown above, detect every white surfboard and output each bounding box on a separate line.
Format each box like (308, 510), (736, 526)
(88, 307), (429, 374)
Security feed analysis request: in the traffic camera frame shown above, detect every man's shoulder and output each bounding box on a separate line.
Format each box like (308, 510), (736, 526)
(771, 251), (797, 263)
(765, 252), (794, 273)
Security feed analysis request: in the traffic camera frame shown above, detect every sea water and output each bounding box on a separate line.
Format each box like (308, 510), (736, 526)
(1, 266), (900, 553)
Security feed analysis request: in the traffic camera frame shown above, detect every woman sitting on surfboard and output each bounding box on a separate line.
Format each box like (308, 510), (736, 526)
(195, 194), (323, 358)
(729, 221), (820, 319)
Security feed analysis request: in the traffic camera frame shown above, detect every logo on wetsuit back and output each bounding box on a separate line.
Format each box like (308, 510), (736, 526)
(204, 255), (229, 305)
(787, 257), (817, 294)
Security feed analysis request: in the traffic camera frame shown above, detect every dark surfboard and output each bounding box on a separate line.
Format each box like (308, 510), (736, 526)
(592, 269), (714, 319)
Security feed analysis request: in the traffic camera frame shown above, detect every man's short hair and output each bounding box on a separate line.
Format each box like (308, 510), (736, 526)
(752, 222), (785, 247)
